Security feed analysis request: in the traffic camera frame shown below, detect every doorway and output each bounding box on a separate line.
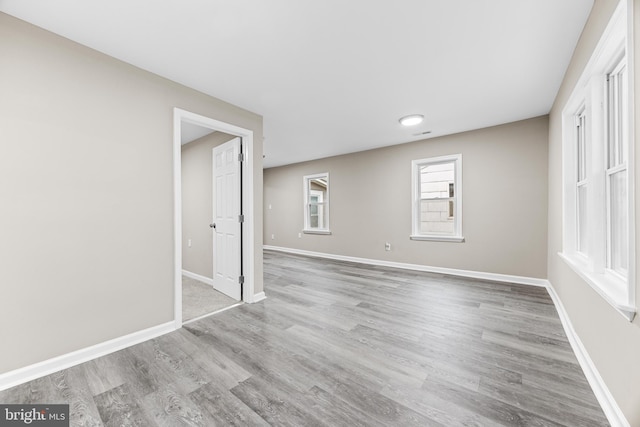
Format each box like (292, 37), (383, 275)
(181, 130), (240, 321)
(173, 108), (256, 327)
(211, 137), (242, 300)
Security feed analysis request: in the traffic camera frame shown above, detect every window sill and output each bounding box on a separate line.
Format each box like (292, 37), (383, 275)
(303, 229), (332, 235)
(559, 252), (636, 321)
(410, 234), (465, 243)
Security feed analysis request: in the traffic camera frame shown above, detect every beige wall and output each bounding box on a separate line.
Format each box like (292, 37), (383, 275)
(548, 0), (640, 423)
(182, 132), (236, 278)
(0, 13), (263, 375)
(265, 116), (549, 279)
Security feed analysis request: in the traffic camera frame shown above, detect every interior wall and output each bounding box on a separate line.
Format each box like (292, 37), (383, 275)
(547, 0), (640, 423)
(0, 12), (263, 375)
(182, 132), (236, 279)
(265, 116), (549, 279)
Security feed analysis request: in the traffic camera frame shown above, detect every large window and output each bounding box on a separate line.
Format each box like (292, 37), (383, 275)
(560, 0), (635, 321)
(411, 154), (463, 242)
(303, 173), (330, 234)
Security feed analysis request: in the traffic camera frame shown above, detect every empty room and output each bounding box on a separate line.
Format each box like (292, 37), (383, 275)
(1, 1), (639, 426)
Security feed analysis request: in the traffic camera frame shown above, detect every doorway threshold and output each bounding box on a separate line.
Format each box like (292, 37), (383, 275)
(182, 302), (244, 325)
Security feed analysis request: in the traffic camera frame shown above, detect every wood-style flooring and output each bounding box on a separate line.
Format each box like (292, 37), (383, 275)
(0, 250), (609, 426)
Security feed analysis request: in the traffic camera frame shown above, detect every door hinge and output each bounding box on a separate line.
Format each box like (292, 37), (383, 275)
(239, 275), (245, 284)
(238, 153), (244, 162)
(238, 214), (244, 223)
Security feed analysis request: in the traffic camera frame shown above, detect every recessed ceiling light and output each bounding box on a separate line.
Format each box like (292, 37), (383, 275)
(399, 114), (424, 126)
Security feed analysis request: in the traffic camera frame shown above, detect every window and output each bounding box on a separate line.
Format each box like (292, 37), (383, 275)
(411, 154), (463, 242)
(303, 173), (330, 234)
(560, 0), (635, 321)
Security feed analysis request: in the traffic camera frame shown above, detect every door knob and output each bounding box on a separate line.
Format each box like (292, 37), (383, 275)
(210, 223), (216, 229)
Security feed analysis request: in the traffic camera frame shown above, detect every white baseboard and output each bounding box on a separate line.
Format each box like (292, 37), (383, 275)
(252, 291), (267, 303)
(182, 269), (215, 287)
(0, 321), (176, 392)
(263, 245), (548, 287)
(545, 282), (629, 427)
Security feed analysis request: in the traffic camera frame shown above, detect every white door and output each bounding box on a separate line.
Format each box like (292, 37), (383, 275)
(212, 137), (242, 300)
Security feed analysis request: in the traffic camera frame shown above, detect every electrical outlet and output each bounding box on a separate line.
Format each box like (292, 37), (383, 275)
(298, 233), (302, 238)
(188, 239), (192, 248)
(271, 234), (275, 240)
(385, 242), (391, 251)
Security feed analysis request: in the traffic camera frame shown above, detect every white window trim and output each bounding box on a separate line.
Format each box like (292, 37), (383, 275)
(410, 154), (464, 243)
(560, 0), (636, 321)
(303, 172), (331, 234)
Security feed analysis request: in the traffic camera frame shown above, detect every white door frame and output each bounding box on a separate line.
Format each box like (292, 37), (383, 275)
(173, 107), (256, 328)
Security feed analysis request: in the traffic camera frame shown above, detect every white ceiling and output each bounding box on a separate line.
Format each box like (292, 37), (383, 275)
(0, 0), (593, 168)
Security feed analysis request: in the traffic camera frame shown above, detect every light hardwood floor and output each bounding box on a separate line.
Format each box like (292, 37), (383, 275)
(0, 250), (609, 426)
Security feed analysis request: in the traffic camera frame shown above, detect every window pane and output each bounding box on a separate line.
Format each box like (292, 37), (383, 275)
(420, 162), (454, 199)
(620, 65), (628, 164)
(310, 203), (325, 229)
(420, 199), (454, 234)
(608, 62), (627, 168)
(609, 170), (628, 274)
(577, 112), (587, 182)
(608, 73), (619, 168)
(577, 185), (588, 254)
